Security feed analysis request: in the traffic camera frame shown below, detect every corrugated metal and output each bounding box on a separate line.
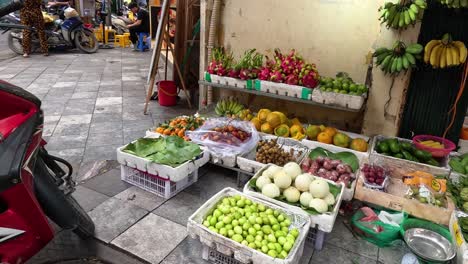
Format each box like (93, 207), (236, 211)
(399, 2), (468, 145)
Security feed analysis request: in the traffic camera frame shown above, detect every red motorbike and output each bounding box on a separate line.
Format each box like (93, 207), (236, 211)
(0, 79), (94, 263)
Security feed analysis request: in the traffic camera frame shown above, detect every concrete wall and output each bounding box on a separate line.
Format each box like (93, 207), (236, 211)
(200, 0), (421, 136)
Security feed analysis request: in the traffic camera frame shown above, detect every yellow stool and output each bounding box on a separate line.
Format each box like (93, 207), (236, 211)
(114, 34), (130, 47)
(94, 26), (116, 44)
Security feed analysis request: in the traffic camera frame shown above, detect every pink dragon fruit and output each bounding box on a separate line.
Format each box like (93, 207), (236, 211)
(239, 69), (251, 80)
(208, 60), (217, 74)
(270, 71), (284, 83)
(285, 74), (298, 85)
(228, 69), (240, 78)
(302, 73), (318, 88)
(259, 67), (270, 80)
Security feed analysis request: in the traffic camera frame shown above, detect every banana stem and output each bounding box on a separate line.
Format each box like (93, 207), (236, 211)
(442, 33), (452, 45)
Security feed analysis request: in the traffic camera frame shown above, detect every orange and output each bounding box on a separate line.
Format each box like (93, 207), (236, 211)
(317, 132), (333, 144)
(350, 138), (368, 152)
(323, 127), (337, 137)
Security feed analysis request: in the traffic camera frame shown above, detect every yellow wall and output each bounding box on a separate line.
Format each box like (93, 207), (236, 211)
(201, 0), (421, 136)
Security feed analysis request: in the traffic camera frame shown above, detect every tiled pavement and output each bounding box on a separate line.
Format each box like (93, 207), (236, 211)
(0, 49), (410, 263)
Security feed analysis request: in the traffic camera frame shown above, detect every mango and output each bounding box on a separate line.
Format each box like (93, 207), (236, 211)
(333, 132), (350, 148)
(350, 138), (368, 152)
(258, 109), (271, 122)
(305, 125), (321, 140)
(272, 111), (288, 124)
(290, 124), (304, 137)
(251, 117), (261, 131)
(266, 112), (282, 128)
(261, 123), (273, 134)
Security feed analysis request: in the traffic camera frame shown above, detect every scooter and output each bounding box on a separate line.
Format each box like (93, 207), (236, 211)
(0, 68), (94, 261)
(0, 0), (98, 54)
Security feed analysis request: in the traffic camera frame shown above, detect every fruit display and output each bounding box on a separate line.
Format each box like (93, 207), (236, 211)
(424, 33), (467, 69)
(207, 47), (234, 76)
(375, 138), (440, 166)
(227, 49), (264, 80)
(374, 41), (423, 75)
(301, 157), (355, 188)
(251, 109), (306, 140)
(215, 97), (245, 117)
(249, 163), (341, 214)
(202, 195), (300, 259)
(201, 125), (251, 146)
(319, 72), (368, 96)
(378, 0), (427, 30)
(449, 153), (468, 175)
(438, 0), (468, 8)
(361, 164), (387, 187)
(258, 49), (320, 88)
(404, 171), (447, 207)
(255, 139), (304, 166)
(304, 125), (369, 152)
(154, 116), (205, 140)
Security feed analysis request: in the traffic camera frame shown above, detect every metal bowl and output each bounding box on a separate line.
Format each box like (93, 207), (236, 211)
(403, 228), (456, 262)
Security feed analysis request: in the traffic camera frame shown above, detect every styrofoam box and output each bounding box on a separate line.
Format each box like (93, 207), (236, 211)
(120, 165), (198, 199)
(254, 80), (312, 100)
(187, 187), (311, 264)
(116, 139), (209, 182)
(243, 164), (344, 233)
(210, 151), (238, 167)
(311, 88), (365, 110)
(449, 211), (468, 264)
(237, 135), (308, 173)
(205, 72), (254, 89)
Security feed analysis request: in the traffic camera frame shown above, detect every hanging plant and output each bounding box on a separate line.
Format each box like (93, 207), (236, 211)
(373, 41), (423, 75)
(379, 0), (427, 30)
(437, 0), (468, 8)
(424, 33), (467, 69)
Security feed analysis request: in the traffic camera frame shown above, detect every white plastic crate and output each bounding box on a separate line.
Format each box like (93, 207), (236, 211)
(311, 88), (365, 110)
(237, 136), (308, 173)
(120, 165), (198, 199)
(254, 80), (312, 100)
(243, 164), (344, 233)
(205, 72), (254, 89)
(449, 211), (468, 264)
(116, 141), (209, 182)
(187, 188), (311, 264)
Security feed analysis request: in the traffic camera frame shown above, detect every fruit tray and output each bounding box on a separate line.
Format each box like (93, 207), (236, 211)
(187, 187), (311, 264)
(205, 72), (254, 90)
(449, 211), (468, 264)
(254, 80), (312, 100)
(237, 135), (308, 174)
(243, 164), (345, 233)
(311, 88), (366, 110)
(116, 136), (209, 182)
(369, 135), (450, 176)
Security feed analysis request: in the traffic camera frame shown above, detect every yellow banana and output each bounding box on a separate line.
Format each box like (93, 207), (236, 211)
(450, 45), (460, 66)
(446, 46), (453, 66)
(430, 44), (443, 68)
(453, 41), (467, 63)
(424, 40), (441, 63)
(439, 46), (447, 69)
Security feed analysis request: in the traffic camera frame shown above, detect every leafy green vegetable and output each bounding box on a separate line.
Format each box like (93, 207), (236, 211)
(308, 147), (359, 172)
(123, 136), (202, 167)
(247, 177), (341, 215)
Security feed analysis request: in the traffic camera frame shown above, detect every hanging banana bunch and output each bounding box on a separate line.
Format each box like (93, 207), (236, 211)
(379, 0), (428, 30)
(438, 0), (468, 8)
(374, 41), (424, 75)
(424, 33), (468, 69)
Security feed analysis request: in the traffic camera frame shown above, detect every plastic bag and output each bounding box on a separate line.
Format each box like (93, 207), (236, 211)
(186, 118), (259, 157)
(351, 207), (407, 247)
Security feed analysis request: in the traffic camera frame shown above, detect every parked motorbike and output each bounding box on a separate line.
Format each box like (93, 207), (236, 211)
(0, 79), (95, 263)
(0, 1), (98, 54)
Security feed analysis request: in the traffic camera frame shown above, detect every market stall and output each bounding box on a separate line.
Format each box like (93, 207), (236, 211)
(114, 0), (468, 263)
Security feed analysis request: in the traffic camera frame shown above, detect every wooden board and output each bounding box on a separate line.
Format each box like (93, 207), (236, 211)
(354, 172), (455, 226)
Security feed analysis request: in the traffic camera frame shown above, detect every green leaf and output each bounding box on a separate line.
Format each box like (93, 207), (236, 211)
(308, 147), (335, 160)
(334, 151), (360, 172)
(249, 178), (260, 192)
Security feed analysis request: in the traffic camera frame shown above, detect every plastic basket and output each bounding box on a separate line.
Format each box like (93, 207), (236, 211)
(306, 227), (327, 250)
(202, 245), (243, 264)
(120, 165), (198, 199)
(400, 218), (452, 242)
(413, 135), (455, 158)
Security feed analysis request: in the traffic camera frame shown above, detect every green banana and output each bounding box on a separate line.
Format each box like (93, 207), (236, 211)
(404, 52), (416, 66)
(402, 55), (410, 69)
(406, 43), (424, 54)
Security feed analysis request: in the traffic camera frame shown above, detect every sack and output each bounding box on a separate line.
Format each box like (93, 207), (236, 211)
(351, 208), (407, 247)
(64, 7), (79, 19)
(187, 118), (259, 158)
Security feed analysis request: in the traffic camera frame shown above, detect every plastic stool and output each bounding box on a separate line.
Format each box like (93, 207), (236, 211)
(114, 35), (129, 47)
(137, 32), (150, 51)
(123, 32), (131, 46)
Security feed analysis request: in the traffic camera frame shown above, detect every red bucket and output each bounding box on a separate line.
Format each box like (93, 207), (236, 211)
(158, 81), (177, 106)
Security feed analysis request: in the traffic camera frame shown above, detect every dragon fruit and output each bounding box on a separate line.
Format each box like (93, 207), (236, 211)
(259, 67), (271, 80)
(302, 73), (319, 88)
(270, 71), (284, 82)
(228, 69), (240, 78)
(239, 69), (251, 80)
(285, 74), (298, 85)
